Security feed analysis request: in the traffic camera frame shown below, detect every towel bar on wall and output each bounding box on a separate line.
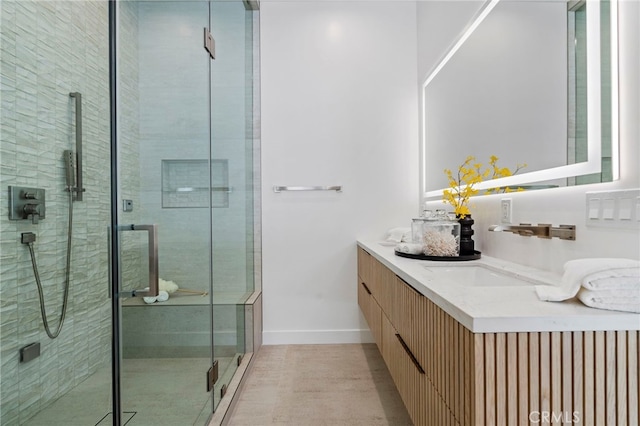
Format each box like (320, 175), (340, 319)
(273, 186), (342, 193)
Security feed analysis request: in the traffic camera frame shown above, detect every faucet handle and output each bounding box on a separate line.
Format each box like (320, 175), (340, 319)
(550, 225), (576, 241)
(23, 204), (40, 224)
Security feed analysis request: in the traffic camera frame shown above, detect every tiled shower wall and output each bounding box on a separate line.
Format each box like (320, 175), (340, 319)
(135, 2), (254, 295)
(122, 2), (257, 353)
(136, 1), (212, 292)
(116, 1), (144, 295)
(0, 1), (112, 424)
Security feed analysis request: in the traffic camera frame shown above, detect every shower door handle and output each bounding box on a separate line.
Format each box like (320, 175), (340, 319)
(109, 224), (159, 298)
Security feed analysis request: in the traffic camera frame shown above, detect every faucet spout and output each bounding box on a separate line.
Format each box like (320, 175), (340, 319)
(488, 223), (549, 237)
(488, 223), (576, 240)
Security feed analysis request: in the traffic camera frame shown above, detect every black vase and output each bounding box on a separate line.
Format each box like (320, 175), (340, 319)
(458, 215), (475, 256)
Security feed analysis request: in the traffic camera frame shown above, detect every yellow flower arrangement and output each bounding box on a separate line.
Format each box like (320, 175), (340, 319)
(443, 155), (527, 218)
(484, 155), (527, 195)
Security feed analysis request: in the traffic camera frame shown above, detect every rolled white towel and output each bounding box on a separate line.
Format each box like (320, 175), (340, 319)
(395, 243), (424, 255)
(385, 227), (412, 243)
(159, 278), (179, 294)
(535, 258), (640, 302)
(143, 296), (156, 304)
(155, 290), (169, 302)
(577, 288), (640, 313)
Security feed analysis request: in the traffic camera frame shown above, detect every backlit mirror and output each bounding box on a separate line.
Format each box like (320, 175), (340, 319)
(422, 0), (618, 198)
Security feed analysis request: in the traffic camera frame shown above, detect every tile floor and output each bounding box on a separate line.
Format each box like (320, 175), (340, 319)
(26, 357), (234, 426)
(226, 344), (413, 425)
(25, 345), (410, 425)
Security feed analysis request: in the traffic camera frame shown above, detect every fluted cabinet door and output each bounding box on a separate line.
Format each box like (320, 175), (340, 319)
(357, 246), (639, 426)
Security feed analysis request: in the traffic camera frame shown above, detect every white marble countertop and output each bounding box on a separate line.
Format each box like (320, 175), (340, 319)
(358, 239), (640, 333)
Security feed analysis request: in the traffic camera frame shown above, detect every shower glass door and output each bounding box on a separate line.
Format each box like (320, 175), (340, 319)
(209, 0), (256, 410)
(1, 0), (255, 423)
(114, 1), (215, 424)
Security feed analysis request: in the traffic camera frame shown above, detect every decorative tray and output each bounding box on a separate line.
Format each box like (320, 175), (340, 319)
(394, 250), (481, 261)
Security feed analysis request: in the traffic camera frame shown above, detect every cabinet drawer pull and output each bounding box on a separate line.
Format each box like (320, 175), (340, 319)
(396, 333), (425, 374)
(361, 282), (372, 295)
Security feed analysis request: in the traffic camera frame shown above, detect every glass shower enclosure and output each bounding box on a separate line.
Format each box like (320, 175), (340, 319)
(0, 1), (259, 424)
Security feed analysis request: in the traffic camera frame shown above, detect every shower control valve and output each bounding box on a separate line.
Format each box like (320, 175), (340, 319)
(8, 186), (46, 224)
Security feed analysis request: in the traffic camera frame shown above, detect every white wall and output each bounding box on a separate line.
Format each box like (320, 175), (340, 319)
(260, 0), (639, 345)
(423, 0), (640, 272)
(260, 1), (419, 344)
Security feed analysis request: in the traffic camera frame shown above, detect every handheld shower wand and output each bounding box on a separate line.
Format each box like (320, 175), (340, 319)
(21, 151), (77, 339)
(64, 149), (77, 193)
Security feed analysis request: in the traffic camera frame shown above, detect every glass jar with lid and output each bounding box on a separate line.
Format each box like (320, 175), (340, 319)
(414, 209), (460, 256)
(411, 210), (432, 245)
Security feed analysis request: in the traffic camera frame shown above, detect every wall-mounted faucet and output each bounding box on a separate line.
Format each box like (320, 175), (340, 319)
(488, 223), (576, 240)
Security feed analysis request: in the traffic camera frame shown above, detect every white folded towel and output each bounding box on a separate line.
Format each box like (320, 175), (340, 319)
(582, 269), (639, 291)
(535, 258), (640, 302)
(577, 288), (640, 313)
(385, 227), (412, 243)
(143, 290), (170, 304)
(395, 243), (424, 255)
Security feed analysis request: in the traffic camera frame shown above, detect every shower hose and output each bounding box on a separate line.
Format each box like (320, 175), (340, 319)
(25, 190), (74, 339)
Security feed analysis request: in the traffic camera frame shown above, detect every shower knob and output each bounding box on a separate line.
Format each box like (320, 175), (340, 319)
(23, 204), (39, 214)
(23, 204), (41, 224)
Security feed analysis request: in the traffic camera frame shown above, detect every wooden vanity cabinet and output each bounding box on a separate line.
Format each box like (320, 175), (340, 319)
(358, 247), (459, 425)
(357, 246), (639, 426)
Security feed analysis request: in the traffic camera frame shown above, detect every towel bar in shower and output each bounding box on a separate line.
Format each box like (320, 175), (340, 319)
(273, 185), (342, 193)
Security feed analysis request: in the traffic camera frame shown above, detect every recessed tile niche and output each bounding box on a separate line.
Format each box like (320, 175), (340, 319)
(161, 159), (229, 208)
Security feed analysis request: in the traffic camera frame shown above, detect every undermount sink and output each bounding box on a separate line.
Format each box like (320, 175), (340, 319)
(423, 264), (536, 287)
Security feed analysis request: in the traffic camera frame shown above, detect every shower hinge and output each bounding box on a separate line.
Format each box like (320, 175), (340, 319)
(237, 354), (243, 366)
(207, 360), (219, 392)
(203, 28), (215, 60)
(221, 384), (228, 399)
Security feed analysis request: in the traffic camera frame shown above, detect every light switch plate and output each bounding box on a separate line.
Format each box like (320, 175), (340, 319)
(586, 189), (640, 229)
(602, 198), (615, 220)
(588, 198), (600, 220)
(500, 198), (512, 223)
(618, 198), (633, 220)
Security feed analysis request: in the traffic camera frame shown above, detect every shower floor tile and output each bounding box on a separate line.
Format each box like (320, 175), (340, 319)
(25, 358), (216, 426)
(96, 411), (136, 425)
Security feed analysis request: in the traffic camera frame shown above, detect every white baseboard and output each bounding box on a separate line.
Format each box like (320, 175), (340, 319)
(262, 329), (374, 345)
